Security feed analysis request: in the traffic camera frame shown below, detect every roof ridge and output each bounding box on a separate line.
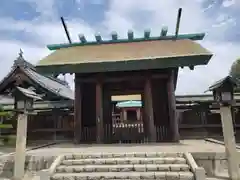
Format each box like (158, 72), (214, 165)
(47, 32), (206, 50)
(12, 54), (36, 71)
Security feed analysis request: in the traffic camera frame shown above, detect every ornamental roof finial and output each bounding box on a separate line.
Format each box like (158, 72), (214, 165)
(19, 48), (23, 58)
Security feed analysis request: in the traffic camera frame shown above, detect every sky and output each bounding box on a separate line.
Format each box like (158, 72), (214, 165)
(0, 0), (239, 95)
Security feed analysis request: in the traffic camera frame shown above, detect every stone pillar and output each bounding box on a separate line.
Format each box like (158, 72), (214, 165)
(14, 113), (28, 180)
(220, 106), (240, 180)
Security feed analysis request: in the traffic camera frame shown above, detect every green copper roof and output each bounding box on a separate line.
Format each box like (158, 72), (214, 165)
(116, 100), (142, 108)
(37, 28), (212, 74)
(47, 32), (206, 50)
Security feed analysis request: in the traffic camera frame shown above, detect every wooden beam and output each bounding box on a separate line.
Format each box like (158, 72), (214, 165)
(110, 90), (143, 96)
(161, 26), (168, 36)
(95, 33), (102, 43)
(60, 17), (72, 44)
(96, 80), (103, 143)
(111, 31), (118, 41)
(144, 77), (156, 142)
(79, 34), (87, 43)
(175, 8), (182, 39)
(144, 29), (151, 39)
(128, 30), (134, 40)
(74, 78), (82, 143)
(167, 70), (180, 142)
(76, 74), (168, 83)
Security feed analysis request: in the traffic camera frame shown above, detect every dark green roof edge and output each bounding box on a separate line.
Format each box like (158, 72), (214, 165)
(47, 33), (205, 50)
(36, 54), (212, 74)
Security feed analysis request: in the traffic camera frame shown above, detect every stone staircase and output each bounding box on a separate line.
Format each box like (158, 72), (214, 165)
(50, 152), (198, 180)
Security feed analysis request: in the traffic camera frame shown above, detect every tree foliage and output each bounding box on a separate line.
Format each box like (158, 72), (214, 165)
(229, 58), (240, 92)
(230, 58), (240, 79)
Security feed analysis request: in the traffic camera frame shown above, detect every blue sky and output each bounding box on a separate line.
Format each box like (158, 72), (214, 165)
(0, 0), (239, 94)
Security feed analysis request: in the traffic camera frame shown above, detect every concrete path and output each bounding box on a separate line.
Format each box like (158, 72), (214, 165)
(27, 140), (229, 156)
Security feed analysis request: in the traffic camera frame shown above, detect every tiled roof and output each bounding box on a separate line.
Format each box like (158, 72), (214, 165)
(24, 68), (74, 100)
(0, 56), (74, 100)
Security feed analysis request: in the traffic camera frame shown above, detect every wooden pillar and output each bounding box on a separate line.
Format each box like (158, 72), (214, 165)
(141, 92), (149, 138)
(200, 110), (207, 125)
(137, 108), (141, 121)
(144, 77), (156, 142)
(123, 110), (127, 121)
(167, 70), (180, 142)
(53, 111), (57, 141)
(96, 81), (103, 143)
(102, 85), (112, 143)
(74, 76), (82, 144)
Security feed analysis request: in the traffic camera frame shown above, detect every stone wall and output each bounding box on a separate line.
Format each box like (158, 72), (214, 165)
(192, 152), (240, 177)
(1, 151), (239, 178)
(0, 154), (56, 178)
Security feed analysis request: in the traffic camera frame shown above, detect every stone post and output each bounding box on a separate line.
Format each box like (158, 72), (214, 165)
(220, 106), (240, 180)
(14, 113), (28, 180)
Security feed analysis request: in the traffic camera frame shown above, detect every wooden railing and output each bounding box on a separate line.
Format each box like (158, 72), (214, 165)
(79, 123), (171, 143)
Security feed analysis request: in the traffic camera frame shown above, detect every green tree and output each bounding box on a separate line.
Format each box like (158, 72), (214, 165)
(229, 58), (240, 92)
(230, 58), (240, 78)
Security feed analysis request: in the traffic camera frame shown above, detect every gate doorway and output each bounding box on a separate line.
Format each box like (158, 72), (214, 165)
(75, 70), (179, 144)
(112, 94), (144, 143)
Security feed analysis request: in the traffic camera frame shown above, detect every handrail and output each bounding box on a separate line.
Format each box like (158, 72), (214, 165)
(48, 154), (65, 175)
(184, 152), (206, 180)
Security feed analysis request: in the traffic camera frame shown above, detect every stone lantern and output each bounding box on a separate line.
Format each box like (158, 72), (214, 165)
(208, 76), (236, 106)
(12, 86), (42, 180)
(13, 87), (42, 113)
(207, 76), (240, 180)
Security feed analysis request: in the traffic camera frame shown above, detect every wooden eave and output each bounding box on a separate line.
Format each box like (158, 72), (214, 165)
(1, 99), (73, 111)
(36, 39), (213, 74)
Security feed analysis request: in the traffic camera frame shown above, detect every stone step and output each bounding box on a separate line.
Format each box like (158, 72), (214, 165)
(64, 152), (183, 160)
(56, 164), (190, 173)
(51, 172), (194, 180)
(61, 157), (187, 166)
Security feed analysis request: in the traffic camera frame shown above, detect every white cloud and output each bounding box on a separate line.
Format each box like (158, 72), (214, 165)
(0, 0), (239, 95)
(222, 0), (236, 7)
(177, 41), (240, 94)
(0, 39), (48, 81)
(103, 0), (240, 94)
(0, 17), (96, 45)
(0, 17), (96, 85)
(17, 0), (57, 20)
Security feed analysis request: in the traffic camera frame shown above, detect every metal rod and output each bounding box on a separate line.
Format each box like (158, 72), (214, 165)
(175, 8), (182, 39)
(60, 17), (72, 44)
